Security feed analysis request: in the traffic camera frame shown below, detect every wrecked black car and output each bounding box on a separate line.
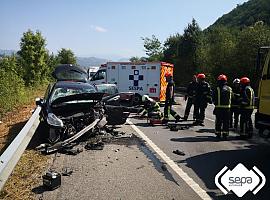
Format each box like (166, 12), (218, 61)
(36, 64), (130, 144)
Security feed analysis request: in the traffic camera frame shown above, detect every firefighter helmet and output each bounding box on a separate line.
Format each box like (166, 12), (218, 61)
(217, 74), (227, 81)
(240, 77), (250, 85)
(233, 78), (240, 84)
(197, 73), (206, 79)
(165, 72), (172, 77)
(142, 95), (149, 102)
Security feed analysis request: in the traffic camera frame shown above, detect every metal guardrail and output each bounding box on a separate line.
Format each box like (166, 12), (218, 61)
(0, 106), (41, 191)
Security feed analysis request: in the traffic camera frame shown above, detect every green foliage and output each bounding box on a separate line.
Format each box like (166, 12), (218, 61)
(163, 19), (202, 85)
(211, 0), (270, 28)
(142, 35), (163, 61)
(0, 29), (77, 117)
(57, 48), (76, 65)
(0, 57), (26, 116)
(18, 30), (49, 86)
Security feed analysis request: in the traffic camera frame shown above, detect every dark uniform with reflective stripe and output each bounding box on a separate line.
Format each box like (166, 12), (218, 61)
(184, 81), (198, 120)
(164, 79), (181, 121)
(213, 84), (232, 136)
(194, 81), (212, 124)
(240, 85), (255, 136)
(230, 86), (241, 129)
(141, 98), (162, 119)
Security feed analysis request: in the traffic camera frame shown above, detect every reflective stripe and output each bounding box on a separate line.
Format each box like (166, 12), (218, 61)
(216, 87), (231, 108)
(245, 87), (255, 109)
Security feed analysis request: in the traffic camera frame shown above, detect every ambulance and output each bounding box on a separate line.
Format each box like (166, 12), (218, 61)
(90, 62), (174, 101)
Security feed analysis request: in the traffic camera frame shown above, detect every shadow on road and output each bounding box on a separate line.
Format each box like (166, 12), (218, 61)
(170, 135), (240, 143)
(177, 144), (270, 200)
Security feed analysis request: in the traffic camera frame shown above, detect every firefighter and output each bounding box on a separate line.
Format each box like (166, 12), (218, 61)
(183, 75), (198, 120)
(230, 78), (241, 130)
(139, 95), (162, 119)
(239, 77), (255, 138)
(213, 74), (232, 138)
(163, 72), (181, 122)
(193, 73), (212, 126)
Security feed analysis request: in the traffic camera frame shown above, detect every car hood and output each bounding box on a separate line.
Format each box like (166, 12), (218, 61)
(51, 92), (104, 106)
(52, 64), (88, 82)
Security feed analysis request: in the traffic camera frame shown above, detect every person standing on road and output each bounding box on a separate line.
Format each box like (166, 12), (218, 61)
(213, 74), (232, 139)
(239, 77), (255, 138)
(139, 95), (162, 119)
(163, 72), (181, 123)
(193, 73), (212, 126)
(230, 78), (241, 130)
(183, 75), (198, 120)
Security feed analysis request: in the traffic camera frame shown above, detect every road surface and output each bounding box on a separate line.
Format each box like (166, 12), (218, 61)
(34, 96), (270, 200)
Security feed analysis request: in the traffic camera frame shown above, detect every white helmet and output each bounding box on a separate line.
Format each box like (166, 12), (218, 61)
(233, 78), (240, 84)
(142, 95), (149, 102)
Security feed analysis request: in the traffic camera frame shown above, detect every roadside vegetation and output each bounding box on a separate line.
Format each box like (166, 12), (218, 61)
(0, 30), (77, 119)
(133, 0), (270, 89)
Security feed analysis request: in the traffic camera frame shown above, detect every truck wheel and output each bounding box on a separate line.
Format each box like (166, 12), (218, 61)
(259, 128), (270, 138)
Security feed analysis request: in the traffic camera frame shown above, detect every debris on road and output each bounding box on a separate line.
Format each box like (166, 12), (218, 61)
(42, 171), (61, 190)
(62, 167), (73, 176)
(59, 148), (83, 155)
(161, 164), (167, 171)
(172, 150), (186, 156)
(85, 142), (104, 150)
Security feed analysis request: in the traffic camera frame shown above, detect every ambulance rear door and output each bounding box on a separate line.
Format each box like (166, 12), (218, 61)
(146, 63), (160, 100)
(118, 64), (148, 95)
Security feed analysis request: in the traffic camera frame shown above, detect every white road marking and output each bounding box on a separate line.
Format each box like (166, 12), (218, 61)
(127, 119), (212, 200)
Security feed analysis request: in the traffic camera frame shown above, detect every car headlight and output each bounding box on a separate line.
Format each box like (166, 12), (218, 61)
(47, 113), (64, 127)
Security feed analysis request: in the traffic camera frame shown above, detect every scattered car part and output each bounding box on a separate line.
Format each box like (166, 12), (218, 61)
(173, 150), (186, 156)
(62, 167), (73, 176)
(45, 119), (100, 154)
(85, 142), (104, 150)
(43, 171), (61, 190)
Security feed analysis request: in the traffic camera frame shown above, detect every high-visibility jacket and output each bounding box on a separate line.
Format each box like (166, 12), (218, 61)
(213, 85), (232, 109)
(240, 85), (255, 110)
(141, 98), (160, 115)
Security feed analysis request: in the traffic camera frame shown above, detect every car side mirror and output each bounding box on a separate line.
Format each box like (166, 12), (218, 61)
(35, 98), (44, 106)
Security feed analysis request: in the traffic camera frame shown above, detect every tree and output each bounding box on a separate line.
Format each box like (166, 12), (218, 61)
(142, 35), (163, 61)
(57, 48), (76, 65)
(18, 30), (48, 86)
(129, 56), (141, 62)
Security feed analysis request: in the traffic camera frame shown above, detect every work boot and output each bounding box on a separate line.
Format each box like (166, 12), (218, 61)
(222, 131), (229, 139)
(215, 131), (221, 138)
(183, 115), (188, 121)
(175, 115), (181, 123)
(162, 118), (169, 124)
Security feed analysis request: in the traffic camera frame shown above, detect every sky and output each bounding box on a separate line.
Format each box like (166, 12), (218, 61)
(0, 0), (248, 60)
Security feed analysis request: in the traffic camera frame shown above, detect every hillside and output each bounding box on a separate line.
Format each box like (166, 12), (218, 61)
(76, 57), (108, 67)
(211, 0), (270, 28)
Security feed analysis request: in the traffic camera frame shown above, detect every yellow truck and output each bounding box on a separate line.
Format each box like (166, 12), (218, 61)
(255, 46), (270, 138)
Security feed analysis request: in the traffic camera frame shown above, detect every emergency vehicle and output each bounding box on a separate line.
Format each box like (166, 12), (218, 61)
(90, 62), (174, 101)
(255, 46), (270, 138)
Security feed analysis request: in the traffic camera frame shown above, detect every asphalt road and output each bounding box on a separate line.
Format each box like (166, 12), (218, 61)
(129, 96), (270, 200)
(34, 96), (270, 200)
